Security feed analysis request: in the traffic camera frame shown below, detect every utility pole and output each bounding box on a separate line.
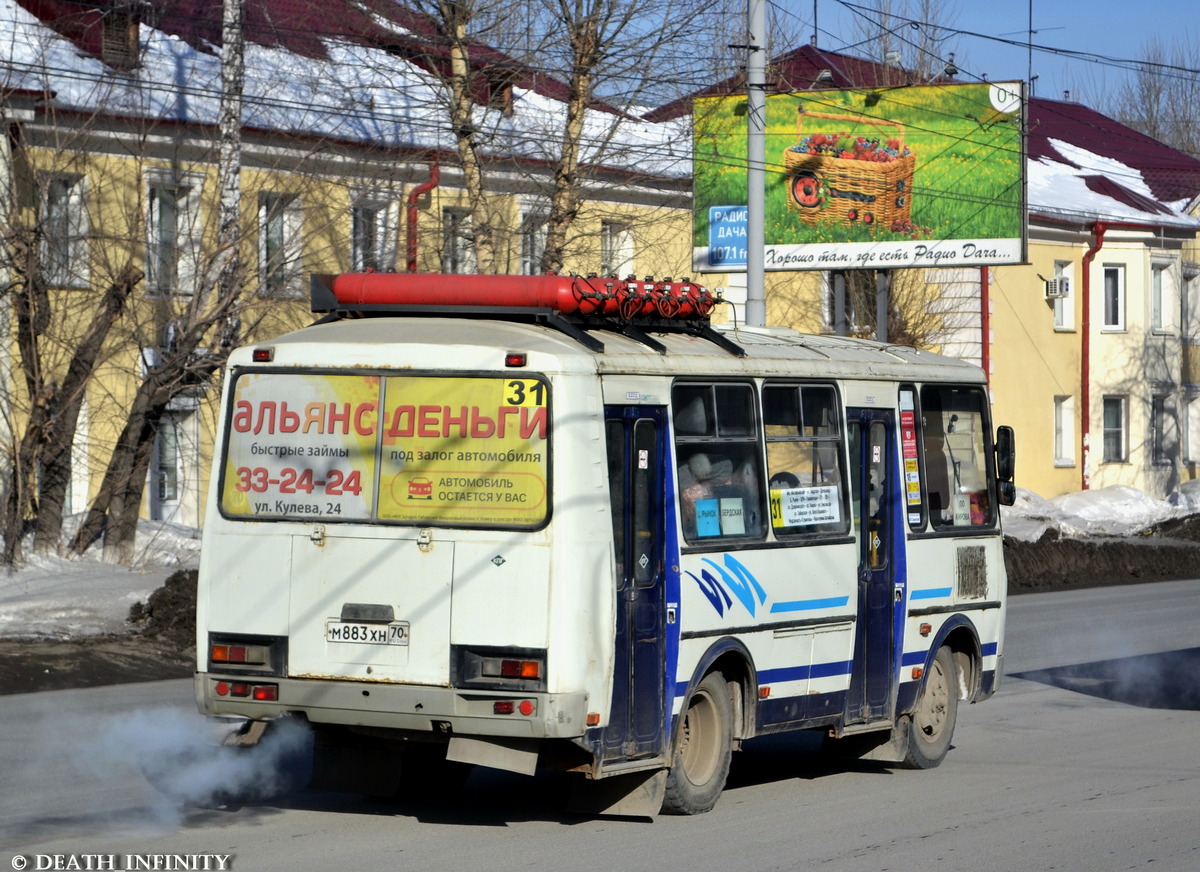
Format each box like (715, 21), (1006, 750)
(745, 0), (767, 326)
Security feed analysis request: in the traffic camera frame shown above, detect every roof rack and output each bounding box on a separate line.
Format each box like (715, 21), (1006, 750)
(310, 272), (745, 357)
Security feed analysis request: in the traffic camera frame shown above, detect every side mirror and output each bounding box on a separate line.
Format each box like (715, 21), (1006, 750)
(994, 425), (1015, 506)
(997, 480), (1016, 507)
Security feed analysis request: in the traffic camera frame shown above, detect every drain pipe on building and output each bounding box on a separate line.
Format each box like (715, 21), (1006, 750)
(406, 162), (440, 273)
(1080, 221), (1107, 491)
(980, 265), (990, 383)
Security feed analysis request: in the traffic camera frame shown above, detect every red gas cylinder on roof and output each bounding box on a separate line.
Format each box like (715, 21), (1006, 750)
(327, 272), (718, 320)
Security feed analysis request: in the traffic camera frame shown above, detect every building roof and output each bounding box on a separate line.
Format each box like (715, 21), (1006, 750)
(1025, 96), (1200, 227)
(644, 42), (941, 123)
(14, 0), (618, 115)
(3, 0), (688, 177)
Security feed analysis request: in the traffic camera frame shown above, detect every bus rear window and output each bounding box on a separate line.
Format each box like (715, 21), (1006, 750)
(219, 371), (550, 529)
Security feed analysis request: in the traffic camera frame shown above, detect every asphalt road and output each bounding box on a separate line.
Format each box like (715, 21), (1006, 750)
(3, 579), (1200, 872)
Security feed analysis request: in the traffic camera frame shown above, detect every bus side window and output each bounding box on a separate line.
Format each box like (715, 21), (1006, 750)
(672, 383), (764, 543)
(763, 383), (848, 536)
(920, 385), (995, 528)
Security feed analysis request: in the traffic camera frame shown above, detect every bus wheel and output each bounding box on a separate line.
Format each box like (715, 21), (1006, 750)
(661, 671), (733, 815)
(902, 645), (958, 769)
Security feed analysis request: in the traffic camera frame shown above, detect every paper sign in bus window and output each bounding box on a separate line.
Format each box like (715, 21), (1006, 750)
(771, 485), (841, 527)
(695, 499), (721, 537)
(719, 498), (746, 535)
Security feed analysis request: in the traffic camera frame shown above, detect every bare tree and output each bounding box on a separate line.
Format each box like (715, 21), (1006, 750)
(0, 67), (150, 565)
(0, 215), (141, 564)
(68, 0), (249, 563)
(843, 0), (961, 83)
(399, 0), (719, 276)
(1104, 34), (1200, 160)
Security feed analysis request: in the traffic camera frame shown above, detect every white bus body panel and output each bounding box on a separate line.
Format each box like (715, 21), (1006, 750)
(196, 316), (1005, 759)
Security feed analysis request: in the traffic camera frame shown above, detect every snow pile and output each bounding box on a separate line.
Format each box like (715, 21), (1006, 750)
(0, 520), (200, 641)
(1000, 482), (1200, 542)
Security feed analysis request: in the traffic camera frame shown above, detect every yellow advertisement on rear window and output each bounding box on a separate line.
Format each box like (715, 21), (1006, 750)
(220, 372), (550, 528)
(376, 375), (548, 524)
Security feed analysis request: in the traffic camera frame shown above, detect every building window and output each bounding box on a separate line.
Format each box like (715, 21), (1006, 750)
(1054, 395), (1075, 466)
(1151, 260), (1176, 333)
(351, 194), (396, 272)
(1151, 395), (1176, 465)
(259, 193), (303, 296)
(1185, 396), (1200, 463)
(826, 271), (878, 336)
(1053, 260), (1074, 331)
(156, 415), (180, 504)
(1184, 267), (1200, 343)
(600, 221), (633, 277)
(520, 212), (547, 275)
(149, 408), (199, 523)
(1102, 265), (1125, 330)
(146, 174), (202, 296)
(42, 174), (88, 287)
(1102, 395), (1127, 463)
(442, 207), (476, 274)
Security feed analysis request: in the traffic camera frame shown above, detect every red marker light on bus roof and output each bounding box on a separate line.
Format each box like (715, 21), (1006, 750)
(252, 347), (274, 362)
(504, 352), (527, 367)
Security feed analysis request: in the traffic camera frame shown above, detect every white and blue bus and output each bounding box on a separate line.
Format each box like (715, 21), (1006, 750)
(196, 272), (1014, 815)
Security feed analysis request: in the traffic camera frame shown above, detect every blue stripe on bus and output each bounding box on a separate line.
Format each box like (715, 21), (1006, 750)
(902, 640), (1000, 667)
(675, 658), (854, 697)
(909, 587), (953, 600)
(769, 595), (850, 614)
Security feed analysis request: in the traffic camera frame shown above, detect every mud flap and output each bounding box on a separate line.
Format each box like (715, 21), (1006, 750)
(446, 736), (540, 776)
(566, 769), (667, 818)
(827, 717), (912, 764)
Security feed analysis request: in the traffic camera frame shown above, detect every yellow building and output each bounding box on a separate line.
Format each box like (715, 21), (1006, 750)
(0, 0), (692, 545)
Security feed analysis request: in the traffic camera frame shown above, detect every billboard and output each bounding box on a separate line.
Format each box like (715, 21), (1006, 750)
(693, 82), (1025, 271)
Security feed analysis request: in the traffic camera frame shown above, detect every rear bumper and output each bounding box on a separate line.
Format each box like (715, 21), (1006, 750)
(194, 672), (590, 740)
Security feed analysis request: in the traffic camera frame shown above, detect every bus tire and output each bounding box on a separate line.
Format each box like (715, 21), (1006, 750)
(902, 645), (958, 769)
(661, 671), (733, 815)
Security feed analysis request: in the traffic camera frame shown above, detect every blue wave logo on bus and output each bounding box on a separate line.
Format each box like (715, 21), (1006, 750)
(686, 554), (767, 617)
(687, 554), (851, 618)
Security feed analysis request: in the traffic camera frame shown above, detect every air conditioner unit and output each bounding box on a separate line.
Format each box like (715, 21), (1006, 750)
(1044, 277), (1069, 300)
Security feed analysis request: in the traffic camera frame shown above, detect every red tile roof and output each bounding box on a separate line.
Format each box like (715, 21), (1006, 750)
(644, 42), (946, 123)
(15, 0), (622, 115)
(1026, 97), (1200, 206)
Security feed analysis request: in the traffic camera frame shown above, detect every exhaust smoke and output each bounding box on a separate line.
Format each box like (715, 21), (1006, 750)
(3, 698), (311, 842)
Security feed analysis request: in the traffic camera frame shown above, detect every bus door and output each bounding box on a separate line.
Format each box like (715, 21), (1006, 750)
(603, 407), (667, 760)
(846, 407), (897, 724)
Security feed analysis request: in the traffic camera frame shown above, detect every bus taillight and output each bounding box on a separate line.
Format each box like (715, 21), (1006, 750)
(211, 643), (268, 665)
(214, 680), (278, 701)
(493, 700), (536, 716)
(497, 659), (541, 679)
